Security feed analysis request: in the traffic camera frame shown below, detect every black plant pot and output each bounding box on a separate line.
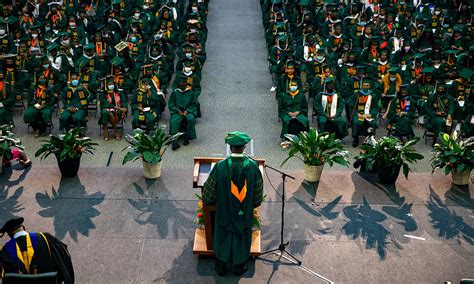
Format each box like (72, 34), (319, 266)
(56, 155), (81, 177)
(377, 162), (401, 185)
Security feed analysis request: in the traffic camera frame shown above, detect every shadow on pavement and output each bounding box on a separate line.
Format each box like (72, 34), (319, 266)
(128, 182), (195, 239)
(427, 187), (474, 245)
(0, 165), (30, 224)
(342, 196), (390, 260)
(35, 176), (105, 241)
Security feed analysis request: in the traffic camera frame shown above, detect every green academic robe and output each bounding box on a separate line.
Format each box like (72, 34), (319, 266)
(98, 90), (128, 125)
(278, 90), (309, 138)
(168, 88), (198, 140)
(131, 87), (165, 129)
(387, 97), (416, 137)
(23, 85), (55, 128)
(202, 156), (264, 265)
(350, 91), (379, 137)
(314, 92), (348, 139)
(425, 94), (455, 136)
(59, 86), (89, 130)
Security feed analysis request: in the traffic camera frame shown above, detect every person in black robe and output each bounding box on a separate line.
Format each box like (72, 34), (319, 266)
(0, 217), (75, 283)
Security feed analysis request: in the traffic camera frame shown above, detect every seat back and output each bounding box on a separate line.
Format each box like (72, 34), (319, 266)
(3, 272), (58, 284)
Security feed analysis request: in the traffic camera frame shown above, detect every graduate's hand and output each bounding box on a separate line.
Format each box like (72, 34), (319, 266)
(120, 107), (128, 113)
(357, 114), (364, 119)
(447, 115), (452, 121)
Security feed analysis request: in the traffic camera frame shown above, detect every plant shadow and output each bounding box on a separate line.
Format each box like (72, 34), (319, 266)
(0, 165), (30, 224)
(342, 196), (390, 260)
(128, 182), (195, 239)
(445, 185), (474, 210)
(427, 186), (474, 245)
(35, 176), (105, 241)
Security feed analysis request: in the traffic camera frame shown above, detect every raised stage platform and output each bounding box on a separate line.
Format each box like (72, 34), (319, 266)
(0, 165), (472, 283)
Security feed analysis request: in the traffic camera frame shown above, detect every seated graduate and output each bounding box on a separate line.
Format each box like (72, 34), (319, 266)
(386, 84), (416, 139)
(59, 73), (90, 132)
(425, 82), (454, 145)
(23, 74), (55, 137)
(0, 217), (74, 283)
(131, 77), (165, 131)
(278, 80), (309, 141)
(98, 76), (128, 140)
(314, 77), (348, 139)
(168, 80), (199, 150)
(350, 78), (379, 147)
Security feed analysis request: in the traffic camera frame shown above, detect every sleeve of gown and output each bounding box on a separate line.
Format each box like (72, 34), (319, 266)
(42, 233), (75, 284)
(203, 166), (218, 205)
(253, 166), (264, 208)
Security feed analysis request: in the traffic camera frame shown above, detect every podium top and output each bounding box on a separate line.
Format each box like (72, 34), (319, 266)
(193, 157), (265, 188)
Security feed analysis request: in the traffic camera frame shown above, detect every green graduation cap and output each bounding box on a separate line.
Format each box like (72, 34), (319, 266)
(459, 68), (473, 80)
(46, 42), (59, 51)
(57, 32), (70, 37)
(453, 24), (464, 32)
(388, 67), (399, 73)
(84, 43), (94, 50)
(422, 67), (435, 74)
(110, 56), (124, 67)
(225, 131), (251, 147)
(445, 49), (458, 55)
(413, 53), (425, 60)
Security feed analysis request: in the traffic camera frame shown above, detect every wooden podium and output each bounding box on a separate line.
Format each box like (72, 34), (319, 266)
(192, 156), (264, 256)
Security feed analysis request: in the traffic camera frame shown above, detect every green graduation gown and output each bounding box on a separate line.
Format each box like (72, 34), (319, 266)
(23, 85), (55, 128)
(131, 87), (165, 129)
(387, 97), (416, 137)
(425, 94), (455, 136)
(168, 88), (198, 140)
(98, 90), (128, 125)
(202, 156), (264, 265)
(314, 92), (348, 139)
(278, 90), (309, 138)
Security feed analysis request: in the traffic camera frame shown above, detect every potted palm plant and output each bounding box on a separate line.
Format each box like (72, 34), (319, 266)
(431, 132), (473, 186)
(357, 136), (424, 185)
(122, 127), (181, 179)
(0, 125), (24, 174)
(281, 128), (349, 182)
(35, 127), (98, 177)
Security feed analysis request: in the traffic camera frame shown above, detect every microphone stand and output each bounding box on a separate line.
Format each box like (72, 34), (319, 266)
(247, 155), (302, 265)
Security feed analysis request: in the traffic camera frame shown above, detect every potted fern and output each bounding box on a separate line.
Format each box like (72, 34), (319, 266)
(122, 127), (181, 179)
(0, 125), (25, 174)
(431, 132), (473, 186)
(357, 136), (424, 184)
(35, 128), (98, 177)
(281, 128), (349, 182)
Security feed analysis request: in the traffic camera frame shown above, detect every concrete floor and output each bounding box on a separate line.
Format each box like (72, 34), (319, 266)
(1, 0), (473, 282)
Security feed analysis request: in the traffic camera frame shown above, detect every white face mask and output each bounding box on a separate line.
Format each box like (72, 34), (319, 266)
(53, 29), (59, 34)
(185, 53), (192, 59)
(316, 55), (324, 61)
(42, 64), (49, 69)
(32, 34), (38, 38)
(134, 13), (140, 19)
(184, 67), (192, 73)
(192, 7), (198, 12)
(62, 39), (70, 45)
(390, 77), (396, 82)
(0, 29), (6, 35)
(401, 65), (407, 71)
(404, 46), (410, 52)
(434, 64), (440, 69)
(290, 86), (298, 92)
(108, 85), (115, 91)
(69, 23), (76, 28)
(434, 11), (441, 16)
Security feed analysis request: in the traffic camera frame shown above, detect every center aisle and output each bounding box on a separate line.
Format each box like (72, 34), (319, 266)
(168, 0), (285, 167)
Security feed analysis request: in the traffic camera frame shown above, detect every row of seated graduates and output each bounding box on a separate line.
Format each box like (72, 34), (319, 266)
(0, 0), (209, 141)
(259, 0), (473, 147)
